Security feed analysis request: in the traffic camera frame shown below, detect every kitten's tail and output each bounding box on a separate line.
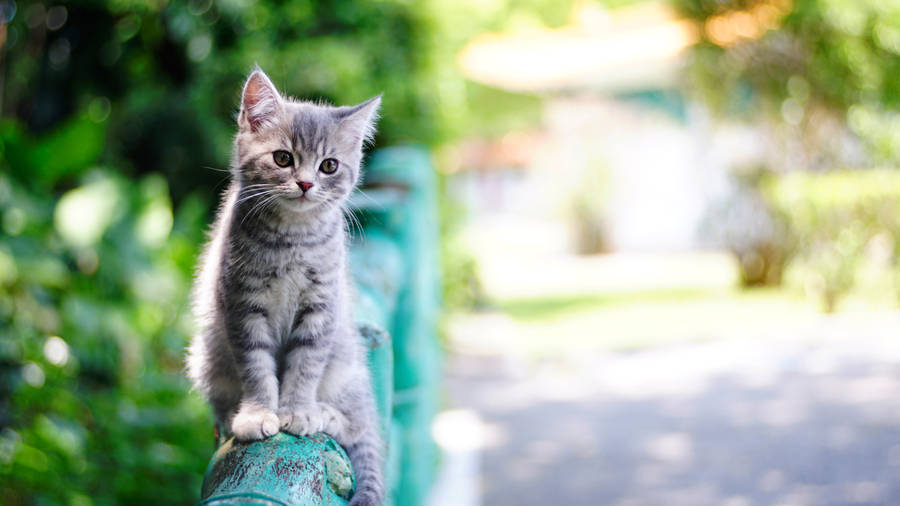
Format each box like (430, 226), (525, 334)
(346, 426), (384, 506)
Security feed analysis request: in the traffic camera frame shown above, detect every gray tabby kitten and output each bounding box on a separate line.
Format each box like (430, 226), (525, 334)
(187, 68), (383, 506)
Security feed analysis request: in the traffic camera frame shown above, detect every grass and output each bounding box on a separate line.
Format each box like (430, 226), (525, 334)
(448, 250), (900, 357)
(494, 287), (725, 322)
(448, 285), (824, 357)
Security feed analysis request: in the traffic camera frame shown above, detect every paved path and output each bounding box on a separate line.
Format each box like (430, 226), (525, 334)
(443, 317), (900, 506)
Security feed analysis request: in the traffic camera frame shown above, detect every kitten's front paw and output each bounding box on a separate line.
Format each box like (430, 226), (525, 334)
(232, 404), (279, 441)
(318, 403), (349, 439)
(278, 405), (326, 437)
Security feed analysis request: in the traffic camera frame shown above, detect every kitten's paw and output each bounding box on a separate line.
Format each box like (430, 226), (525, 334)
(318, 403), (349, 439)
(231, 404), (279, 441)
(278, 405), (325, 436)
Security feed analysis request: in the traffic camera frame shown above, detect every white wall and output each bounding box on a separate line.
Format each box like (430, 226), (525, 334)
(449, 94), (764, 253)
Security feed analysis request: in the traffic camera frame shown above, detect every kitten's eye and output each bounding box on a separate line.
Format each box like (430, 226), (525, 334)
(273, 150), (293, 167)
(319, 158), (339, 174)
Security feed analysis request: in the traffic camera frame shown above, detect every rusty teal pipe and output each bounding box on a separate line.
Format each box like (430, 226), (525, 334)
(198, 433), (354, 506)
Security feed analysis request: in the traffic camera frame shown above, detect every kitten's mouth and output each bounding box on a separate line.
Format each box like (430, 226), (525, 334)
(282, 193), (320, 210)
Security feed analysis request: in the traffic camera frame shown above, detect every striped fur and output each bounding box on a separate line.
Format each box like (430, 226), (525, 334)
(187, 68), (383, 506)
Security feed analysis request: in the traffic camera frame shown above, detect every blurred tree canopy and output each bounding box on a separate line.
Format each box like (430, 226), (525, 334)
(0, 0), (575, 503)
(675, 0), (900, 166)
(764, 170), (900, 311)
(6, 0), (449, 202)
(680, 0), (900, 309)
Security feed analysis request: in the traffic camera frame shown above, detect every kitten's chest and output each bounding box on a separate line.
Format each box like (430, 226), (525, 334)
(226, 212), (343, 339)
(266, 265), (307, 302)
(258, 257), (316, 334)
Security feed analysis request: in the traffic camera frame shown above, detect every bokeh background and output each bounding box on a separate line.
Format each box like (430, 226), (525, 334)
(4, 0), (900, 504)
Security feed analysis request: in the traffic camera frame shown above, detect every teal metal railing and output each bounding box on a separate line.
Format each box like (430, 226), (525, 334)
(197, 146), (442, 506)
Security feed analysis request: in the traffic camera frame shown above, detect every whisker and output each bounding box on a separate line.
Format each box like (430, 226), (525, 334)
(257, 195), (284, 224)
(203, 166), (231, 173)
(238, 184), (276, 195)
(352, 189), (386, 228)
(241, 197), (271, 226)
(235, 188), (279, 206)
(321, 197), (364, 242)
(241, 193), (282, 227)
(235, 188), (280, 227)
(354, 189), (383, 210)
(345, 207), (365, 242)
(235, 192), (274, 206)
(211, 174), (231, 196)
(236, 189), (274, 200)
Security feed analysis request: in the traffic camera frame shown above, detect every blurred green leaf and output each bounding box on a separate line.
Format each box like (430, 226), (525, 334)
(3, 116), (105, 188)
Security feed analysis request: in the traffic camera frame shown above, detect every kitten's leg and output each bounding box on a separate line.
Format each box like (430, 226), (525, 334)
(210, 379), (242, 438)
(277, 334), (334, 436)
(208, 329), (244, 435)
(227, 313), (280, 441)
(190, 325), (243, 440)
(278, 303), (339, 435)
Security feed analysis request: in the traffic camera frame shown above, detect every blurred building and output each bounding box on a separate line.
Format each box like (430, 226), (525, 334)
(453, 1), (769, 252)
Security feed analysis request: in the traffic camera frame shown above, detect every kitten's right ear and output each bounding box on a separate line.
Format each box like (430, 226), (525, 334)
(239, 68), (283, 133)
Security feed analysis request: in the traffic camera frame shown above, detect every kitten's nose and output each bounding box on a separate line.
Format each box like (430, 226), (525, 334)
(297, 181), (313, 192)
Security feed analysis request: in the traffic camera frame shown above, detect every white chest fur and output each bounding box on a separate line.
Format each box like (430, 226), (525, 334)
(243, 256), (316, 342)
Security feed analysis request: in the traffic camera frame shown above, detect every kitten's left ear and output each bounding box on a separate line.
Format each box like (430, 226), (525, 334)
(333, 94), (382, 148)
(239, 68), (283, 133)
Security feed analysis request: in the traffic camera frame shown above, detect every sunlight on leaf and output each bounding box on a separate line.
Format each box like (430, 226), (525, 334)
(54, 178), (122, 248)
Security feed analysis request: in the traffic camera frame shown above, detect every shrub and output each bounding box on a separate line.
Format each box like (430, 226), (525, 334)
(701, 171), (794, 287)
(764, 169), (900, 311)
(0, 165), (213, 504)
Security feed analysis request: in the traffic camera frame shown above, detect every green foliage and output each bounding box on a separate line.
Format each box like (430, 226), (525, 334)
(0, 164), (213, 504)
(0, 0), (585, 502)
(0, 0), (583, 501)
(3, 0), (544, 201)
(0, 0), (535, 503)
(1, 117), (105, 189)
(459, 82), (543, 141)
(675, 0), (900, 163)
(764, 169), (900, 311)
(678, 0), (900, 306)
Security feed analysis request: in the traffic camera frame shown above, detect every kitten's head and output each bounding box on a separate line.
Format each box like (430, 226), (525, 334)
(233, 67), (380, 215)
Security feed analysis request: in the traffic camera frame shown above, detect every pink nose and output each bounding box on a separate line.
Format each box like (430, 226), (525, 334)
(298, 181), (313, 192)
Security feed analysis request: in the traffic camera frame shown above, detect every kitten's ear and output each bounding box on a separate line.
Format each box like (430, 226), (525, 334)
(333, 94), (381, 148)
(239, 68), (283, 133)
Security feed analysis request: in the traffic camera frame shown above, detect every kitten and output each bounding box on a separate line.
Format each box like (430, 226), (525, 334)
(187, 68), (383, 506)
